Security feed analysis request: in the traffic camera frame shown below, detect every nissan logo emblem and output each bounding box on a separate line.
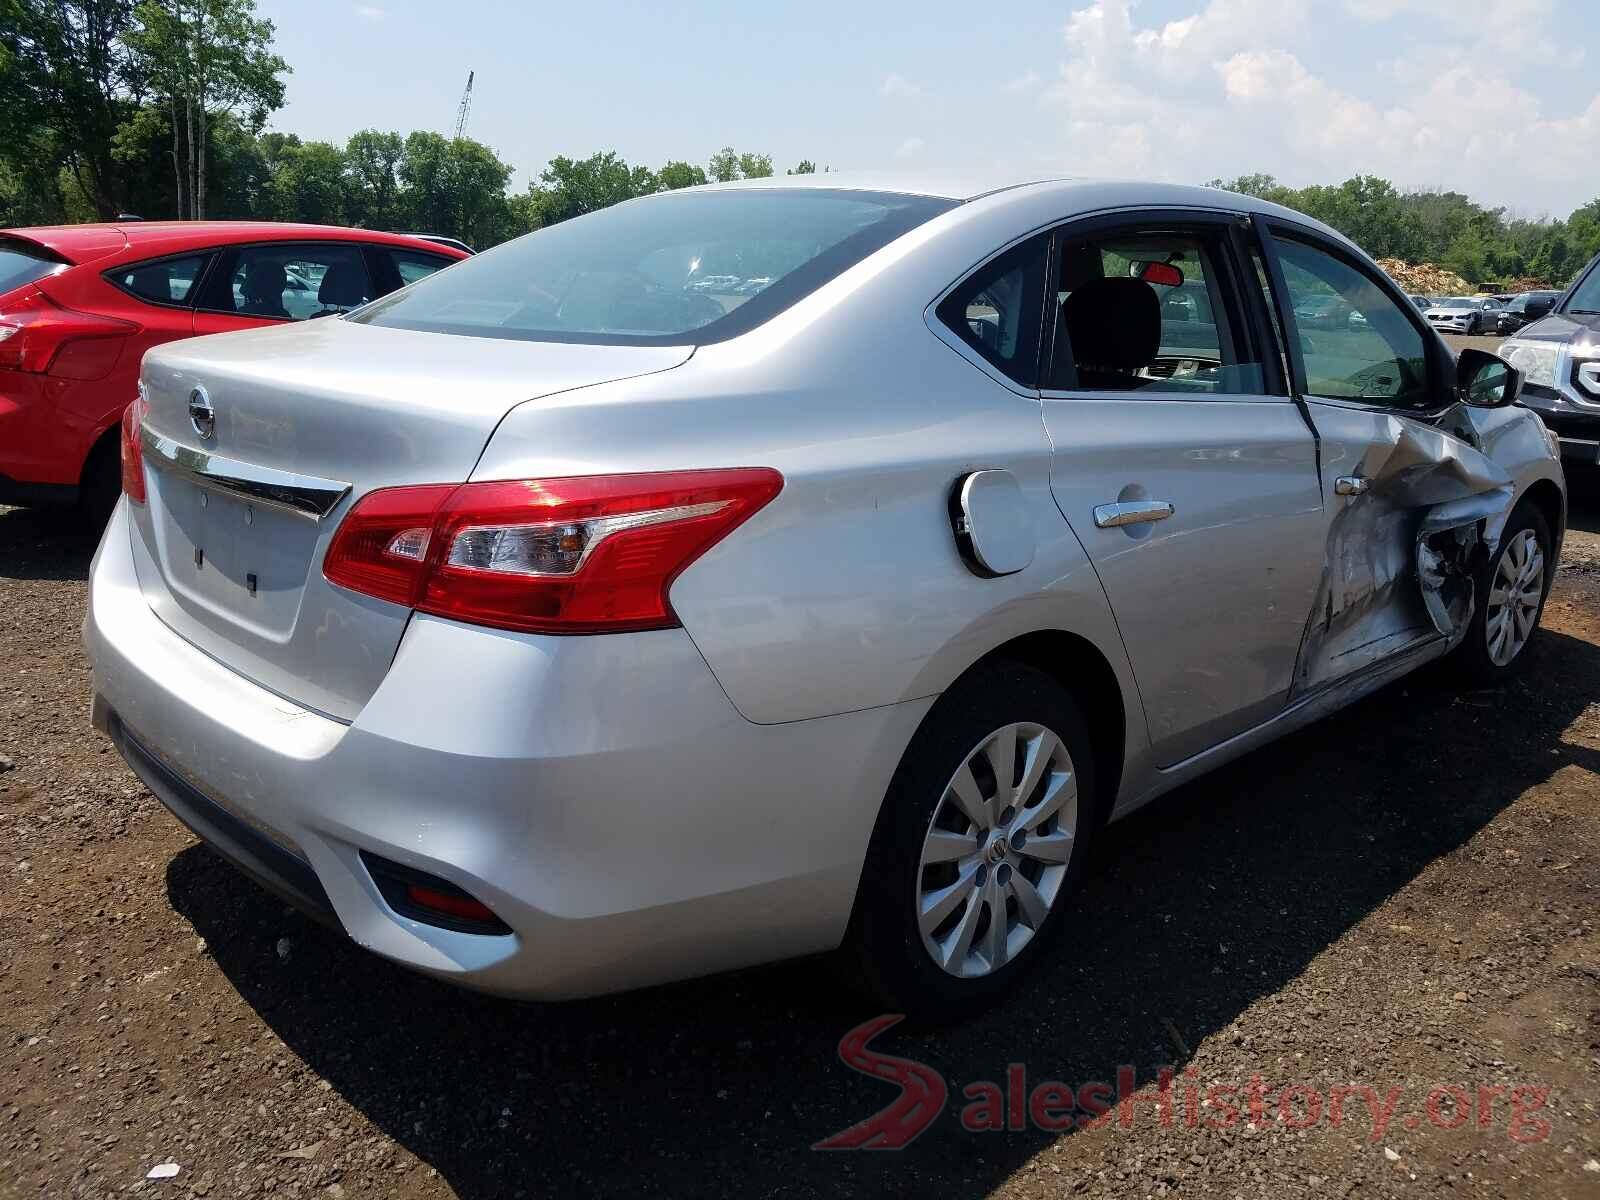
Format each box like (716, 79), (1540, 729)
(188, 386), (215, 441)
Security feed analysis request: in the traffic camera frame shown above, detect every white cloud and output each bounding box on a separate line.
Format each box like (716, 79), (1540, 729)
(355, 4), (385, 18)
(1030, 0), (1599, 213)
(880, 73), (923, 98)
(894, 136), (926, 159)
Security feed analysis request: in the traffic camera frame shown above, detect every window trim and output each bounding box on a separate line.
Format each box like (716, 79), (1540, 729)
(192, 240), (379, 322)
(102, 249), (216, 311)
(1252, 216), (1454, 416)
(1036, 207), (1287, 403)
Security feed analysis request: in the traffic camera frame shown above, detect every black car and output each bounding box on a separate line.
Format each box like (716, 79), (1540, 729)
(1496, 290), (1562, 336)
(1503, 255), (1600, 468)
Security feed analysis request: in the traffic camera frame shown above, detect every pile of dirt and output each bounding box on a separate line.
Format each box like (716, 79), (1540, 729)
(1502, 274), (1560, 293)
(1376, 257), (1472, 296)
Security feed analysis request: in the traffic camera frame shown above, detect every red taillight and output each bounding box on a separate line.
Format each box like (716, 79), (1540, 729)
(0, 288), (136, 380)
(324, 468), (783, 634)
(120, 389), (149, 504)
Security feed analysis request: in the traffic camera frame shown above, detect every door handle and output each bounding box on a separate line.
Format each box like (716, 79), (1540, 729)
(1334, 475), (1370, 497)
(1093, 499), (1175, 529)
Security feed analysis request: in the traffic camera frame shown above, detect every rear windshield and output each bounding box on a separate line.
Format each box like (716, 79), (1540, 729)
(0, 240), (66, 297)
(351, 189), (955, 346)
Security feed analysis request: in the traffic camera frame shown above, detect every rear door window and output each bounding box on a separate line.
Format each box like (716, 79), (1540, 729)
(107, 254), (209, 306)
(388, 249), (454, 286)
(199, 243), (374, 321)
(1045, 226), (1267, 395)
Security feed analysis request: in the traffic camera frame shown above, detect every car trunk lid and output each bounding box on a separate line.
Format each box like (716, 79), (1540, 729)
(128, 318), (691, 720)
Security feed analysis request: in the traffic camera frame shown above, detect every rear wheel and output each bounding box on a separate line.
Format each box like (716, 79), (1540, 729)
(844, 662), (1097, 1022)
(78, 435), (122, 530)
(1450, 501), (1551, 682)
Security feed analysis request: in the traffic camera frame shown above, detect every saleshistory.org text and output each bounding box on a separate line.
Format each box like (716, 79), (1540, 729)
(813, 1016), (1555, 1150)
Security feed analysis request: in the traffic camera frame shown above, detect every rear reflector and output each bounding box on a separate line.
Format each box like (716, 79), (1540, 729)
(324, 468), (782, 634)
(0, 287), (136, 379)
(360, 851), (512, 936)
(121, 388), (149, 504)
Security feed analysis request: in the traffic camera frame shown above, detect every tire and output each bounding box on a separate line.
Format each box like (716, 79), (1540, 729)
(843, 661), (1098, 1023)
(78, 435), (122, 531)
(1450, 500), (1552, 683)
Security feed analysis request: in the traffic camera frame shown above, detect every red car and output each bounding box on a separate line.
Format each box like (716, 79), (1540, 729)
(0, 222), (468, 522)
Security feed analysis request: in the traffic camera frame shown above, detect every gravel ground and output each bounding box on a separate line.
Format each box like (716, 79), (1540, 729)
(2, 466), (1598, 1199)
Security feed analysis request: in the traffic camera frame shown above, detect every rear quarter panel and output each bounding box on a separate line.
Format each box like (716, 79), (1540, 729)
(472, 188), (1143, 734)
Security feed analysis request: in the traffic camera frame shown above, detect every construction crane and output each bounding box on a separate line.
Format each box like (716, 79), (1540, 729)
(452, 70), (474, 140)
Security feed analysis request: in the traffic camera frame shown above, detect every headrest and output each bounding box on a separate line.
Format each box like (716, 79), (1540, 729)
(243, 261), (287, 302)
(318, 261), (368, 306)
(1061, 277), (1161, 370)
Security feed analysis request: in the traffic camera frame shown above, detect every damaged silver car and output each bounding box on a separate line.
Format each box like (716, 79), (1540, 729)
(88, 175), (1565, 1021)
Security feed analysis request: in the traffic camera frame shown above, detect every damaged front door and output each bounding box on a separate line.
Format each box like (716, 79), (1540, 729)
(1261, 228), (1517, 697)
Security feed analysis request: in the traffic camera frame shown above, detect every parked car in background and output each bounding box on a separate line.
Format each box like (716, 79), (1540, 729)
(1425, 295), (1500, 335)
(1502, 252), (1600, 469)
(0, 222), (468, 523)
(87, 174), (1563, 1021)
(1408, 294), (1433, 311)
(1497, 290), (1561, 336)
(1292, 292), (1351, 328)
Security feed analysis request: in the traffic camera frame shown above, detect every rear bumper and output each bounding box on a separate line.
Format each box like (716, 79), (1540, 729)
(86, 501), (927, 999)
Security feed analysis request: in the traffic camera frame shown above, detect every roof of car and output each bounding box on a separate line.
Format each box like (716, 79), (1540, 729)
(0, 221), (469, 266)
(686, 170), (1350, 240)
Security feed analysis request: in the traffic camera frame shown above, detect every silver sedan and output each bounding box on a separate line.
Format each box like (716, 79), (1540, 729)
(86, 173), (1565, 1021)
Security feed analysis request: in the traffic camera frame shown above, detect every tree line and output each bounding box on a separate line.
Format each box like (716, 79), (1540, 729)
(4, 1), (1596, 280)
(1207, 174), (1600, 288)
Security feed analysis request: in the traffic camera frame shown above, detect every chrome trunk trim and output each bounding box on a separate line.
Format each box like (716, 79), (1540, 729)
(140, 427), (352, 520)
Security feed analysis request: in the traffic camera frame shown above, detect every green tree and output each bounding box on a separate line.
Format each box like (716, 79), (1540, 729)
(399, 131), (514, 248)
(655, 159), (706, 191)
(343, 128), (404, 229)
(0, 0), (142, 219)
(707, 146), (740, 183)
(126, 0), (287, 218)
(525, 150), (655, 226)
(787, 160), (817, 175)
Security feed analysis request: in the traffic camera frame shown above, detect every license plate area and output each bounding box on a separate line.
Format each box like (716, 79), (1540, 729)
(149, 471), (323, 639)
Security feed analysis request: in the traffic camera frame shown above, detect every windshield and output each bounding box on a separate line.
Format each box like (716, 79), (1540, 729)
(1567, 259), (1600, 313)
(1439, 297), (1477, 309)
(353, 189), (955, 346)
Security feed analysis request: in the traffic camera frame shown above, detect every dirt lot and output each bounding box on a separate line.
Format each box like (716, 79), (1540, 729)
(3, 468), (1599, 1197)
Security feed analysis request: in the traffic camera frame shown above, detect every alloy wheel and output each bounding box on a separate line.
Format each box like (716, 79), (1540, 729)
(1486, 528), (1544, 667)
(915, 722), (1078, 978)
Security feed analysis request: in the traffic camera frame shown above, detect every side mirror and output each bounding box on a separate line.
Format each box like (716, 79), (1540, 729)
(1456, 347), (1522, 409)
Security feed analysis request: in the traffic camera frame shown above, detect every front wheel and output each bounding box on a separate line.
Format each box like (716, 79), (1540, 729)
(1450, 500), (1552, 682)
(843, 662), (1097, 1022)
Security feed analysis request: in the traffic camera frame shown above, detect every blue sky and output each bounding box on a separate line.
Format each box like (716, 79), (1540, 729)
(264, 0), (1600, 217)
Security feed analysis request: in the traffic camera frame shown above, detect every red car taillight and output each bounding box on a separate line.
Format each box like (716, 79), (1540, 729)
(323, 468), (783, 634)
(0, 288), (136, 380)
(120, 389), (149, 504)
